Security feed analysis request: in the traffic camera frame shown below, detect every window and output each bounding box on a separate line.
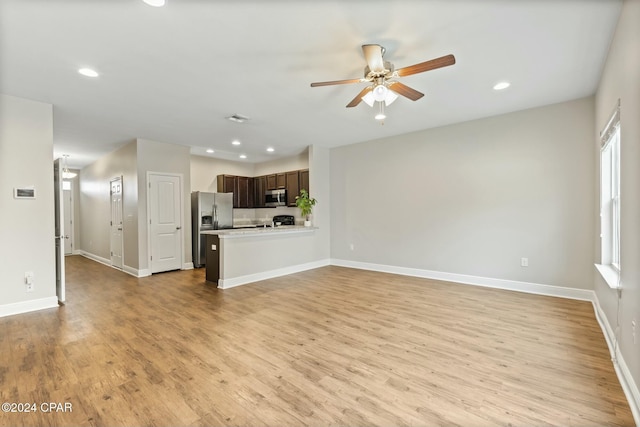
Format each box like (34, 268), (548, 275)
(597, 101), (621, 288)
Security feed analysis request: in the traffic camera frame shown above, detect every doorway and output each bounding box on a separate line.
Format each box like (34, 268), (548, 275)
(53, 158), (65, 303)
(62, 180), (74, 255)
(110, 177), (124, 270)
(148, 173), (183, 273)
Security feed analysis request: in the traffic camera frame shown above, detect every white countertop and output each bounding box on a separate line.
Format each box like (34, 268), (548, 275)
(201, 226), (316, 239)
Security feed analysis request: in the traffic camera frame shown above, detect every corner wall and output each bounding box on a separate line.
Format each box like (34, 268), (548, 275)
(79, 141), (138, 269)
(80, 139), (193, 275)
(137, 139), (192, 272)
(594, 0), (640, 418)
(190, 155), (256, 193)
(309, 145), (330, 260)
(0, 94), (57, 316)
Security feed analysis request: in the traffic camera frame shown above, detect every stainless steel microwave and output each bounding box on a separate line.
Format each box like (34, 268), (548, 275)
(265, 189), (287, 207)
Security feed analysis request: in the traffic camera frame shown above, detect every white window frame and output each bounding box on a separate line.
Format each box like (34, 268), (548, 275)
(596, 100), (621, 289)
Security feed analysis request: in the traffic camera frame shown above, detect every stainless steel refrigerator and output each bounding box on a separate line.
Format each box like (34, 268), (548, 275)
(191, 191), (233, 268)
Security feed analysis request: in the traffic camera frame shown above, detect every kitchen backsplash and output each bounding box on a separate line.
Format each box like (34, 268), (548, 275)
(233, 206), (305, 226)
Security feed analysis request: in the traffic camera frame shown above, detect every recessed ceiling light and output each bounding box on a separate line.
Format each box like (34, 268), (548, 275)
(78, 68), (99, 77)
(239, 154), (247, 159)
(232, 140), (241, 146)
(206, 149), (214, 153)
(266, 147), (275, 152)
(493, 81), (511, 90)
(142, 0), (166, 6)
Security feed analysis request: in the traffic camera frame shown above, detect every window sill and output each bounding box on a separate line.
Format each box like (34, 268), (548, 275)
(595, 264), (620, 289)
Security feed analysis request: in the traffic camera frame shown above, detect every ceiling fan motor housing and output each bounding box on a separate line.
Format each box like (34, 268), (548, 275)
(364, 61), (394, 80)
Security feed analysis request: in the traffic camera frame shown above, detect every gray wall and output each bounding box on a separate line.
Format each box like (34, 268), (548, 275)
(330, 97), (595, 289)
(80, 138), (192, 274)
(0, 94), (56, 312)
(79, 141), (138, 268)
(136, 138), (192, 271)
(253, 150), (308, 176)
(309, 145), (330, 259)
(595, 0), (640, 402)
(191, 155), (255, 193)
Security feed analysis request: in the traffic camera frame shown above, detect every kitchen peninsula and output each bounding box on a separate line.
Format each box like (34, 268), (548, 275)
(201, 226), (320, 289)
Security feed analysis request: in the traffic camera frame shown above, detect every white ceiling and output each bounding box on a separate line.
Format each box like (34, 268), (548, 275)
(0, 0), (622, 168)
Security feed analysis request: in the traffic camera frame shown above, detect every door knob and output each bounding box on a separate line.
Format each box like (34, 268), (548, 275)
(65, 235), (69, 239)
(176, 226), (181, 230)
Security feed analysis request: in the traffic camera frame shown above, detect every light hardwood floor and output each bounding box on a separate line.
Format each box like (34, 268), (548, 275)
(0, 255), (634, 426)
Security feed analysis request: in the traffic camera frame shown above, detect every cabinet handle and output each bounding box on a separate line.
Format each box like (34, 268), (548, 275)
(176, 226), (181, 230)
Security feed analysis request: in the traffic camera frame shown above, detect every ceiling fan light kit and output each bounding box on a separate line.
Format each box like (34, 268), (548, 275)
(311, 44), (455, 121)
(372, 83), (388, 101)
(375, 103), (386, 121)
(62, 154), (77, 180)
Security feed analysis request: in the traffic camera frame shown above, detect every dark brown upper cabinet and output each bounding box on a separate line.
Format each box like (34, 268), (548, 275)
(286, 171), (300, 207)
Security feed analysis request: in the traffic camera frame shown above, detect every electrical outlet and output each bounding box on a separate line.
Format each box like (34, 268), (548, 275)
(521, 257), (529, 267)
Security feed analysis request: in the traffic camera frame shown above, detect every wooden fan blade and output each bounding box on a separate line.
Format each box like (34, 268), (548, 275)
(346, 86), (373, 108)
(388, 82), (424, 101)
(362, 44), (385, 73)
(395, 54), (456, 77)
(310, 78), (363, 87)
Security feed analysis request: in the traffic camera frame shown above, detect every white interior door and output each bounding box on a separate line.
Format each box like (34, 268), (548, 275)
(110, 177), (124, 269)
(54, 159), (65, 303)
(63, 184), (73, 255)
(149, 173), (182, 273)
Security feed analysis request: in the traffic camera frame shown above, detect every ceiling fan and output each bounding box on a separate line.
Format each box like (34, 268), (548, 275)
(310, 44), (455, 119)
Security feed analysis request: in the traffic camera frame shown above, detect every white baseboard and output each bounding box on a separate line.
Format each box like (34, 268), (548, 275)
(81, 251), (151, 278)
(330, 259), (594, 301)
(593, 295), (640, 425)
(182, 262), (194, 270)
(218, 259), (330, 289)
(80, 250), (111, 267)
(0, 296), (59, 318)
(122, 265), (151, 278)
